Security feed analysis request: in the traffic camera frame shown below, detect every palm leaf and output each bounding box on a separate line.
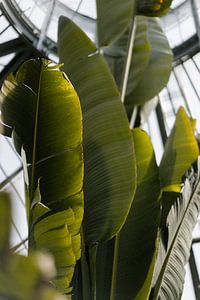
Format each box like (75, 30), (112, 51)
(153, 158), (200, 300)
(112, 129), (161, 299)
(58, 16), (136, 245)
(0, 59), (84, 293)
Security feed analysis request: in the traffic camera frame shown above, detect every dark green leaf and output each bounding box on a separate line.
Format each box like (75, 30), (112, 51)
(112, 129), (161, 299)
(58, 16), (136, 245)
(96, 239), (115, 300)
(105, 16), (151, 96)
(96, 0), (135, 47)
(125, 17), (173, 106)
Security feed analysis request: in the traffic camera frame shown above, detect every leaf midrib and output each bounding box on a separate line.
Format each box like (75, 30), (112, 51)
(30, 61), (43, 202)
(154, 175), (200, 299)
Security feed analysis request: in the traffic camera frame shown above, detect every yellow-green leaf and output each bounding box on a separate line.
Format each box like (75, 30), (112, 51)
(159, 107), (199, 192)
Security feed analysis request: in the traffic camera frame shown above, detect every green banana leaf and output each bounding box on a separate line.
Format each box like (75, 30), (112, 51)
(0, 59), (84, 293)
(0, 192), (68, 300)
(95, 239), (115, 300)
(159, 107), (199, 193)
(153, 158), (200, 300)
(104, 16), (151, 95)
(124, 17), (173, 107)
(96, 0), (173, 47)
(137, 0), (173, 17)
(112, 129), (161, 300)
(58, 16), (136, 245)
(96, 0), (135, 47)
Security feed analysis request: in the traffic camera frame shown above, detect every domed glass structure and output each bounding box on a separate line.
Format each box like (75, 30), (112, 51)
(0, 1), (200, 298)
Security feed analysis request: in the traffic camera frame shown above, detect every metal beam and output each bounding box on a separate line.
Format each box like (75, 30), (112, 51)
(155, 100), (167, 145)
(0, 38), (25, 57)
(190, 0), (200, 46)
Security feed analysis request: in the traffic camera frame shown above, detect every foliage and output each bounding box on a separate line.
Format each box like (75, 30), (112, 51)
(153, 158), (200, 299)
(0, 59), (84, 294)
(0, 0), (200, 300)
(58, 16), (136, 246)
(104, 16), (173, 107)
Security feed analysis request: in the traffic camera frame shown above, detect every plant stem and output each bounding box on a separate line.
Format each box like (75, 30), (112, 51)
(120, 16), (136, 103)
(110, 234), (120, 300)
(80, 226), (91, 300)
(89, 243), (98, 300)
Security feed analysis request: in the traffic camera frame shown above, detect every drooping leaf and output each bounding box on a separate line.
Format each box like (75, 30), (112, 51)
(153, 158), (200, 300)
(125, 17), (173, 106)
(0, 59), (84, 293)
(58, 16), (136, 245)
(96, 0), (135, 47)
(136, 0), (173, 17)
(159, 107), (199, 192)
(112, 129), (161, 300)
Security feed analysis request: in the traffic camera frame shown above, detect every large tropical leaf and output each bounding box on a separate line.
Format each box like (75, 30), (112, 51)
(152, 158), (200, 300)
(124, 17), (173, 107)
(0, 59), (84, 293)
(58, 16), (136, 245)
(112, 129), (161, 300)
(104, 16), (151, 95)
(159, 107), (199, 193)
(96, 0), (135, 47)
(95, 0), (172, 47)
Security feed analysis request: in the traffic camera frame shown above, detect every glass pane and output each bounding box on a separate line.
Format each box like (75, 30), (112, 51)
(182, 264), (196, 300)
